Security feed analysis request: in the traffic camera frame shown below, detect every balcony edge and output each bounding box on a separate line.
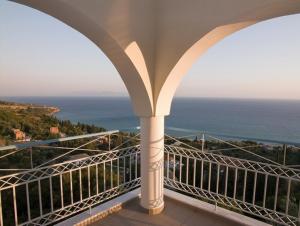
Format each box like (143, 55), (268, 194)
(55, 188), (141, 226)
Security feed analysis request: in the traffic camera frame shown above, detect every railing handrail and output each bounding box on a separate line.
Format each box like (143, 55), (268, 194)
(0, 144), (140, 183)
(165, 144), (300, 178)
(0, 130), (119, 151)
(165, 126), (300, 146)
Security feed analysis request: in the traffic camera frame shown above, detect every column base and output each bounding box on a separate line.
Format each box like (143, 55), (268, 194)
(140, 202), (164, 215)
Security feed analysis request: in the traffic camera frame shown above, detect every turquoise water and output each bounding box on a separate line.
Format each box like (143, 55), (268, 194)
(2, 96), (300, 143)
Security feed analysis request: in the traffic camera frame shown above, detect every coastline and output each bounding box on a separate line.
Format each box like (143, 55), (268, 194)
(46, 106), (60, 115)
(2, 96), (300, 144)
(0, 99), (60, 116)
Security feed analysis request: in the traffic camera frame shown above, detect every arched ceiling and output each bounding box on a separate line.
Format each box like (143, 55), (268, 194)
(11, 0), (300, 116)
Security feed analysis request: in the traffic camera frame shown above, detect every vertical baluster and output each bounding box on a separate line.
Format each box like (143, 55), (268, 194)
(179, 155), (182, 183)
(60, 174), (64, 208)
(0, 191), (3, 226)
(79, 169), (82, 202)
(186, 157), (189, 184)
(243, 170), (247, 202)
(117, 158), (120, 186)
(30, 148), (33, 169)
(208, 162), (211, 192)
(13, 186), (18, 226)
(135, 153), (138, 179)
(173, 154), (176, 180)
(285, 179), (291, 215)
(201, 134), (205, 152)
(283, 144), (287, 166)
(233, 168), (238, 200)
(96, 164), (99, 195)
(274, 176), (279, 211)
(216, 164), (220, 194)
(110, 160), (113, 188)
(263, 174), (268, 208)
(25, 183), (31, 222)
(167, 152), (170, 180)
(298, 200), (300, 223)
(70, 171), (73, 204)
(108, 134), (111, 151)
(123, 157), (126, 183)
(193, 159), (197, 187)
(200, 160), (204, 189)
(49, 177), (54, 212)
(252, 172), (257, 205)
(103, 162), (106, 190)
(38, 180), (43, 216)
(129, 155), (132, 182)
(88, 166), (91, 197)
(225, 166), (228, 197)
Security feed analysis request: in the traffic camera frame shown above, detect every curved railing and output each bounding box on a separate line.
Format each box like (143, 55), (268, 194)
(164, 143), (300, 226)
(0, 131), (141, 226)
(0, 128), (299, 225)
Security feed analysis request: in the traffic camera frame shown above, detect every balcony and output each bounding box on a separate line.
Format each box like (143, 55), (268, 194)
(0, 129), (299, 226)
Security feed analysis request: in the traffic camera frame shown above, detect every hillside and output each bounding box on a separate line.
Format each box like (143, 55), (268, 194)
(0, 100), (106, 146)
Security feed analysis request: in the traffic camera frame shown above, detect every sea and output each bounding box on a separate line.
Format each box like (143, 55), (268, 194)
(2, 96), (300, 144)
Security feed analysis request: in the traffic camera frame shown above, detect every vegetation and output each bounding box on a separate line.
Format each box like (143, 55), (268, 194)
(0, 100), (139, 225)
(0, 100), (106, 146)
(0, 100), (139, 170)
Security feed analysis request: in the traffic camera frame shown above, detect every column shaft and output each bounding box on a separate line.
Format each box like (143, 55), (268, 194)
(140, 116), (164, 214)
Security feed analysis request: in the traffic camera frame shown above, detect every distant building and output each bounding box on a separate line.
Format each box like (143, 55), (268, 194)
(99, 136), (109, 144)
(50, 127), (59, 134)
(0, 139), (5, 146)
(12, 129), (26, 140)
(24, 136), (31, 142)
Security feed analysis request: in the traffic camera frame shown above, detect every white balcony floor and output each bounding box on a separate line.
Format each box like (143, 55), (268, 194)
(90, 197), (246, 226)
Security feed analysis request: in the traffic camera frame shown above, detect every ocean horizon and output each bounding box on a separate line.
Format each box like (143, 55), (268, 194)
(2, 96), (300, 144)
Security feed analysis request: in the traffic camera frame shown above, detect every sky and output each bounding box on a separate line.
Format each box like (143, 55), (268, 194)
(0, 1), (300, 99)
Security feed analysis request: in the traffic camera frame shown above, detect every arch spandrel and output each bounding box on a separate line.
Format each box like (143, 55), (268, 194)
(12, 0), (155, 116)
(154, 0), (300, 116)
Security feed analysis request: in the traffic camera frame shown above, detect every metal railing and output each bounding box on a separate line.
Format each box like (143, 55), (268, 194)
(1, 127), (300, 225)
(0, 131), (141, 226)
(164, 131), (300, 226)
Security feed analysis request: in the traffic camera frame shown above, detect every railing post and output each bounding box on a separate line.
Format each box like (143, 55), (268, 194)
(30, 148), (33, 168)
(108, 134), (111, 151)
(201, 134), (205, 152)
(0, 191), (3, 226)
(283, 144), (287, 166)
(140, 116), (164, 215)
(298, 200), (300, 222)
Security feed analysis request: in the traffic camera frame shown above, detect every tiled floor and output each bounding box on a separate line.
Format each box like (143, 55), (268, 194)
(90, 197), (245, 226)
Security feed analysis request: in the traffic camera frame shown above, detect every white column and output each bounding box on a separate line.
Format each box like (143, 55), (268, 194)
(140, 116), (164, 215)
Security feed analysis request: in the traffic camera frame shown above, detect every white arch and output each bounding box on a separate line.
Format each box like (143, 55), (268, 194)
(8, 0), (300, 215)
(11, 0), (300, 117)
(11, 0), (154, 116)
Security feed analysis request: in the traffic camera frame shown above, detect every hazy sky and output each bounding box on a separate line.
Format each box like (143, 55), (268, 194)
(1, 1), (300, 99)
